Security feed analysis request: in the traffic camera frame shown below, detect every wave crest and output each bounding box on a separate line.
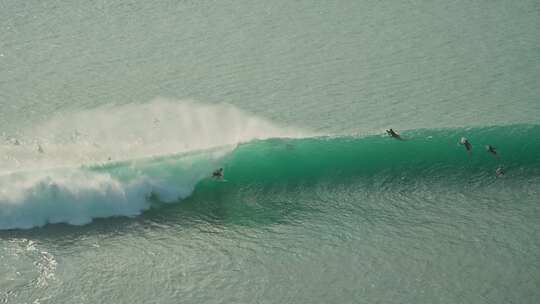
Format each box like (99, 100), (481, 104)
(1, 124), (538, 230)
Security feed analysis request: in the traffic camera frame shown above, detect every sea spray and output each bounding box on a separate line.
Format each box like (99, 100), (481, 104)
(0, 99), (307, 174)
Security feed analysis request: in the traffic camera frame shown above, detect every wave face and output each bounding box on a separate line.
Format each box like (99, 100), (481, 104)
(222, 124), (540, 184)
(0, 124), (538, 230)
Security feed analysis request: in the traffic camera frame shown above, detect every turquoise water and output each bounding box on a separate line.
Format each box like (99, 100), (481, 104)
(1, 1), (539, 303)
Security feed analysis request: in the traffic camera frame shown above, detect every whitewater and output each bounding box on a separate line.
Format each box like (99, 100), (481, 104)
(0, 99), (310, 229)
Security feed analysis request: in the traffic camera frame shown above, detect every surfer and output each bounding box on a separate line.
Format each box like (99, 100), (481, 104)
(460, 137), (472, 155)
(486, 145), (499, 158)
(496, 166), (505, 177)
(212, 168), (224, 179)
(386, 128), (402, 140)
(37, 144), (44, 153)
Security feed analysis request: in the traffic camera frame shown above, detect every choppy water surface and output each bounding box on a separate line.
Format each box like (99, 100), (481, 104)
(1, 0), (539, 303)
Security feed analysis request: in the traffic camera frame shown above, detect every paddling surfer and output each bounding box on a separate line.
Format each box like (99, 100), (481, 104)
(486, 145), (499, 159)
(386, 128), (403, 140)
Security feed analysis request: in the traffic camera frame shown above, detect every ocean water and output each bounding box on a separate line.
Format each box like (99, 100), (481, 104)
(1, 0), (539, 303)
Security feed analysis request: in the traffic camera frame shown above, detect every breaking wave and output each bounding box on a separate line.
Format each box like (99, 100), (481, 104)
(1, 107), (538, 230)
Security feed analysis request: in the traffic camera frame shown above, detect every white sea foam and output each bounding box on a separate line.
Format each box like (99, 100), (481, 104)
(0, 99), (307, 229)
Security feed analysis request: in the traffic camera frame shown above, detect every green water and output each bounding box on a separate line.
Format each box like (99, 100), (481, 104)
(1, 0), (539, 303)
